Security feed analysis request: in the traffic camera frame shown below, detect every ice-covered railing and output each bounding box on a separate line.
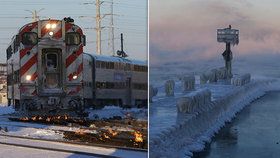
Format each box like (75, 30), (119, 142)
(200, 67), (228, 84)
(177, 88), (211, 113)
(150, 73), (280, 157)
(231, 73), (251, 86)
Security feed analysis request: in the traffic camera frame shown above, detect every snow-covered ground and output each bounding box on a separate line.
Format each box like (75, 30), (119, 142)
(0, 105), (14, 115)
(149, 77), (280, 158)
(0, 135), (147, 158)
(0, 105), (147, 157)
(87, 106), (148, 121)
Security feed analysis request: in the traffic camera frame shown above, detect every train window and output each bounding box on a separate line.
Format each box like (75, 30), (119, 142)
(6, 45), (12, 60)
(96, 61), (101, 68)
(110, 62), (114, 69)
(125, 63), (131, 71)
(101, 62), (106, 69)
(46, 53), (58, 70)
(65, 32), (81, 45)
(133, 83), (147, 90)
(22, 32), (38, 45)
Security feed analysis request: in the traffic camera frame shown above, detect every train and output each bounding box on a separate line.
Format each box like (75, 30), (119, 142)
(6, 18), (147, 115)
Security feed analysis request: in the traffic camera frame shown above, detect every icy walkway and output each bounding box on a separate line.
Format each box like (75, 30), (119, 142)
(150, 81), (237, 140)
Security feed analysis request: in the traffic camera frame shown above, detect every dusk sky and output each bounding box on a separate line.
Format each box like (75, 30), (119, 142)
(0, 0), (147, 63)
(150, 0), (280, 66)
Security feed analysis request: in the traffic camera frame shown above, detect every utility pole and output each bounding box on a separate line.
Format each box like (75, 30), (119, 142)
(109, 0), (115, 56)
(96, 0), (102, 55)
(25, 8), (44, 22)
(83, 1), (116, 55)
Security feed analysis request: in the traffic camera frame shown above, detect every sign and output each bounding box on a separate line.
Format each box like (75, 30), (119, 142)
(217, 28), (239, 45)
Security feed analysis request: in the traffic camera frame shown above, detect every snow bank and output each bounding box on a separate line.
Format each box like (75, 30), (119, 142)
(87, 106), (147, 120)
(181, 75), (195, 92)
(177, 88), (211, 113)
(165, 80), (175, 96)
(150, 79), (280, 158)
(231, 73), (251, 86)
(0, 106), (14, 115)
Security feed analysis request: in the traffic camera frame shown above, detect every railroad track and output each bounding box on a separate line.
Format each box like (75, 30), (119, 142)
(0, 133), (147, 152)
(0, 134), (147, 158)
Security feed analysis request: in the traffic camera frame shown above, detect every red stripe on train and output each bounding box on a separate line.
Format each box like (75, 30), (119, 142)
(20, 47), (33, 59)
(20, 54), (37, 77)
(41, 26), (48, 37)
(19, 22), (38, 36)
(65, 23), (73, 32)
(31, 71), (38, 81)
(68, 63), (83, 81)
(68, 86), (81, 95)
(65, 45), (83, 68)
(32, 89), (37, 96)
(53, 29), (62, 39)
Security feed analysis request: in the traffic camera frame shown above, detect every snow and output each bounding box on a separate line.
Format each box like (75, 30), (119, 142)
(0, 135), (147, 158)
(0, 105), (14, 115)
(0, 144), (95, 158)
(85, 53), (147, 66)
(149, 77), (280, 158)
(87, 106), (147, 121)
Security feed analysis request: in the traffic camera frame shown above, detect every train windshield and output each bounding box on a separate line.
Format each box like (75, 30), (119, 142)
(46, 53), (58, 70)
(22, 32), (38, 45)
(65, 32), (81, 45)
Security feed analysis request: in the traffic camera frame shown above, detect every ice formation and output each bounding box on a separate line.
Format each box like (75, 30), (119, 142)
(149, 85), (158, 103)
(181, 75), (195, 92)
(177, 88), (211, 113)
(231, 73), (251, 86)
(150, 79), (280, 158)
(200, 67), (228, 84)
(165, 80), (175, 96)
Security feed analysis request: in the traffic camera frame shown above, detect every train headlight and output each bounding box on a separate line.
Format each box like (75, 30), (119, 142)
(72, 75), (78, 80)
(51, 24), (57, 29)
(46, 23), (51, 29)
(26, 75), (32, 81)
(49, 31), (54, 36)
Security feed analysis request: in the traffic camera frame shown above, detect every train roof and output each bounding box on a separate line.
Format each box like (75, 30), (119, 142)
(84, 53), (147, 66)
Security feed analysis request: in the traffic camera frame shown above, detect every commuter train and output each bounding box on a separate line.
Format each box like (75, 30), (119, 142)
(6, 18), (147, 114)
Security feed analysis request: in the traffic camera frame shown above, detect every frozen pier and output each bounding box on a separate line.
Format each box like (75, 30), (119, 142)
(149, 77), (280, 158)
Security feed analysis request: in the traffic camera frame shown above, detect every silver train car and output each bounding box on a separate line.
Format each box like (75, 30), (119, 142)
(83, 54), (148, 108)
(6, 18), (147, 115)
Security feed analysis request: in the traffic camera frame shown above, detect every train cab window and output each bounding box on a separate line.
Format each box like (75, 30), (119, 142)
(65, 32), (81, 45)
(6, 45), (12, 60)
(22, 32), (38, 45)
(46, 53), (58, 70)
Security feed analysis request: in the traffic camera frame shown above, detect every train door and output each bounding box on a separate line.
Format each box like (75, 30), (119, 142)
(41, 48), (62, 91)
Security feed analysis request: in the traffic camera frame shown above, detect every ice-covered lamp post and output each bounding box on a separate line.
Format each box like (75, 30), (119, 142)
(217, 25), (239, 78)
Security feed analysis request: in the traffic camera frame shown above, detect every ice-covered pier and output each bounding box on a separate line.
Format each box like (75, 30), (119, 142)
(149, 75), (280, 158)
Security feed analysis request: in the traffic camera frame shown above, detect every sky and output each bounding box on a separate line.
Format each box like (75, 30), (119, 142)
(0, 0), (147, 63)
(150, 0), (280, 66)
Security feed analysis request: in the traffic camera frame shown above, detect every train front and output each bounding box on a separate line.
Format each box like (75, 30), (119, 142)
(18, 18), (86, 114)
